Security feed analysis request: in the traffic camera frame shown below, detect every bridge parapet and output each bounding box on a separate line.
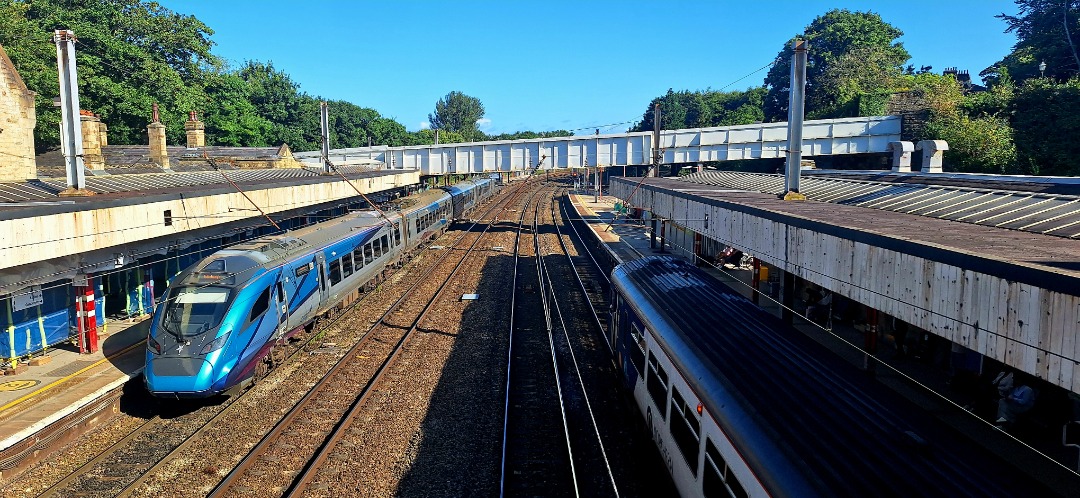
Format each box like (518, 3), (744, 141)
(297, 115), (901, 175)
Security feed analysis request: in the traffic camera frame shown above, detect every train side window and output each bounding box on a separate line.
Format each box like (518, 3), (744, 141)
(275, 281), (285, 303)
(248, 286), (271, 323)
(329, 259), (342, 285)
(353, 248), (364, 269)
(703, 438), (747, 498)
(342, 254), (354, 278)
(647, 353), (668, 420)
(364, 243), (374, 264)
(380, 235), (389, 254)
(629, 323), (645, 375)
(373, 238), (383, 258)
(394, 225), (401, 246)
(415, 218), (421, 233)
(670, 388), (701, 476)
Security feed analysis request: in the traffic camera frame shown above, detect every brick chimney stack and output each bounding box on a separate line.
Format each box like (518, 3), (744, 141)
(184, 110), (205, 148)
(147, 103), (169, 168)
(80, 110), (105, 170)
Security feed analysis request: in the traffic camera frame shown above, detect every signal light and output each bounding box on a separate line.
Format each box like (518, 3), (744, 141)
(697, 402), (703, 415)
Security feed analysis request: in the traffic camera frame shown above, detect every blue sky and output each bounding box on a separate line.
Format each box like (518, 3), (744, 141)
(158, 1), (1020, 136)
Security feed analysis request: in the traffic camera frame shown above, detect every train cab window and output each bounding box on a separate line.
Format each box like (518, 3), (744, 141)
(629, 323), (645, 375)
(704, 438), (747, 498)
(329, 260), (342, 285)
(248, 286), (271, 323)
(353, 248), (365, 269)
(647, 353), (669, 420)
(341, 254), (354, 278)
(364, 243), (374, 264)
(670, 388), (702, 476)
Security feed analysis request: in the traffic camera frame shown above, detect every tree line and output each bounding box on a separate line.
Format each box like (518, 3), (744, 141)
(0, 0), (568, 154)
(631, 1), (1080, 176)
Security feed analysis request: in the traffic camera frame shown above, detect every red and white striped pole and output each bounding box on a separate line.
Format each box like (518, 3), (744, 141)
(84, 280), (98, 354)
(74, 276), (98, 354)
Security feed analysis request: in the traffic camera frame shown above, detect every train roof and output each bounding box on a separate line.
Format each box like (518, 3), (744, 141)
(611, 256), (1055, 497)
(440, 178), (491, 195)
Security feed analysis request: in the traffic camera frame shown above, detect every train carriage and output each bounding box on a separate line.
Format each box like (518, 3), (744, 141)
(145, 178), (496, 398)
(610, 256), (1054, 498)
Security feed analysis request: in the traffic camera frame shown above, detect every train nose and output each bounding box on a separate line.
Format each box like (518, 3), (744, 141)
(146, 357), (213, 392)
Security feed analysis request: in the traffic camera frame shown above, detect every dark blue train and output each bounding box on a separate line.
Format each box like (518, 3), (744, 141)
(610, 256), (1055, 497)
(144, 179), (496, 398)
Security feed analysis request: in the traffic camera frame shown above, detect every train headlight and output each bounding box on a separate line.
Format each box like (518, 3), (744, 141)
(200, 331), (231, 355)
(147, 334), (163, 355)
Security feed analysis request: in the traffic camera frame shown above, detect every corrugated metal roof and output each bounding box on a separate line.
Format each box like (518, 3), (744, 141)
(677, 171), (1080, 239)
(0, 165), (390, 203)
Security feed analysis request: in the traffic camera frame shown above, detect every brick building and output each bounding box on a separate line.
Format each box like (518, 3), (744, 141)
(0, 44), (37, 181)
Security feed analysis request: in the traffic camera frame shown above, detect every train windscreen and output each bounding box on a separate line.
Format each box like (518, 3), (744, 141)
(159, 286), (232, 338)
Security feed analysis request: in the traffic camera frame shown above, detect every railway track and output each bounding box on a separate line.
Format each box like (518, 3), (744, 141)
(207, 179), (536, 497)
(500, 187), (576, 496)
(18, 177), (677, 497)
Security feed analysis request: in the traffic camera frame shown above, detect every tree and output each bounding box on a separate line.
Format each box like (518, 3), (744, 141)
(631, 88), (766, 132)
(2, 0), (216, 149)
(763, 9), (910, 122)
(984, 0), (1080, 82)
(1009, 77), (1080, 175)
(428, 91), (484, 137)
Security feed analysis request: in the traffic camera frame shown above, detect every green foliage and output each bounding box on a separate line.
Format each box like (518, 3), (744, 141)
(3, 0), (215, 150)
(487, 130), (572, 141)
(763, 9), (909, 121)
(631, 87), (766, 131)
(428, 91), (485, 137)
(925, 114), (1016, 173)
(1009, 77), (1080, 175)
(984, 0), (1080, 82)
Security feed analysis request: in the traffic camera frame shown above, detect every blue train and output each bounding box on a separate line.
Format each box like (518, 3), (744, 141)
(610, 256), (1054, 497)
(144, 179), (496, 398)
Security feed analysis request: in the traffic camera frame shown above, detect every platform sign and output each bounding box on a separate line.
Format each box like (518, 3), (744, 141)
(11, 286), (43, 312)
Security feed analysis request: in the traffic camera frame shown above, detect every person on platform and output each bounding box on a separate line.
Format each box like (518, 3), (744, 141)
(996, 373), (1036, 428)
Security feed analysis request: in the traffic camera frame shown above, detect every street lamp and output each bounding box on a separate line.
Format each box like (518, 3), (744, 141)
(1039, 61), (1047, 77)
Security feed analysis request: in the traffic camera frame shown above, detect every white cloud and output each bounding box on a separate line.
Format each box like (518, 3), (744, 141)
(476, 118), (492, 130)
(419, 121), (430, 130)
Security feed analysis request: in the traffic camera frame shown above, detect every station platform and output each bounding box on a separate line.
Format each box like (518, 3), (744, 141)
(0, 316), (147, 477)
(567, 190), (1080, 494)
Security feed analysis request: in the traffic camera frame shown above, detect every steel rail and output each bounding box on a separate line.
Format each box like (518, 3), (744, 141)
(544, 190), (620, 496)
(283, 177), (536, 496)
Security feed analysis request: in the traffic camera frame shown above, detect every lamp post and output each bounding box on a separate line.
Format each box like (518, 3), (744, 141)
(1039, 61), (1047, 77)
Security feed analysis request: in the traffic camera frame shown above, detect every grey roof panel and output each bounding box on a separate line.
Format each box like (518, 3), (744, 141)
(678, 171), (1080, 239)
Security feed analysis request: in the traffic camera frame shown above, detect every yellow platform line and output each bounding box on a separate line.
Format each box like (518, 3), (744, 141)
(0, 341), (144, 414)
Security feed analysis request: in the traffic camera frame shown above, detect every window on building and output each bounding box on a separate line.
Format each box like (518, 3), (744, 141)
(670, 388), (701, 475)
(703, 438), (748, 498)
(647, 353), (669, 420)
(329, 260), (342, 285)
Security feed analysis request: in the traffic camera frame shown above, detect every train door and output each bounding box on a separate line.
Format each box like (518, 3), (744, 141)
(274, 278), (288, 338)
(287, 258), (320, 325)
(316, 252), (329, 307)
